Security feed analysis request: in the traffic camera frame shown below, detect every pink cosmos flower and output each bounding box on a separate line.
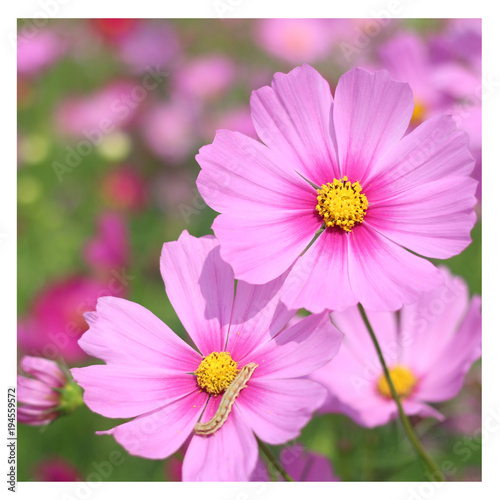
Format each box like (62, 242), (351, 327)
(18, 356), (80, 426)
(251, 444), (339, 481)
(83, 212), (130, 273)
(71, 231), (342, 481)
(311, 268), (481, 428)
(196, 65), (477, 312)
(18, 275), (125, 362)
(379, 32), (481, 125)
(17, 29), (65, 76)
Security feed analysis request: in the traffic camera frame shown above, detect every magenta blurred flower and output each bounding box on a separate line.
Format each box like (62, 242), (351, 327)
(18, 356), (82, 426)
(116, 21), (180, 73)
(55, 81), (139, 138)
(174, 55), (236, 102)
(254, 19), (338, 64)
(197, 65), (477, 313)
(17, 29), (65, 76)
(83, 213), (130, 273)
(18, 275), (125, 362)
(311, 268), (481, 428)
(251, 444), (339, 481)
(34, 457), (81, 481)
(100, 166), (148, 212)
(141, 101), (199, 163)
(71, 231), (342, 481)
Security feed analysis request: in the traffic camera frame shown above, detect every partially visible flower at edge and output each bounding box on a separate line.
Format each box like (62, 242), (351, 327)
(311, 267), (481, 428)
(18, 356), (83, 426)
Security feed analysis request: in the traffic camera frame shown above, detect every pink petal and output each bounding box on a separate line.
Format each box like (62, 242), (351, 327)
(212, 208), (320, 285)
(240, 312), (342, 379)
(183, 397), (258, 481)
(225, 275), (296, 362)
(347, 224), (443, 311)
(196, 129), (315, 214)
(415, 295), (481, 402)
(20, 356), (66, 388)
(281, 230), (356, 313)
(399, 267), (471, 372)
(331, 307), (399, 367)
(17, 376), (58, 407)
(368, 176), (477, 258)
(365, 114), (475, 197)
(250, 64), (339, 186)
(236, 378), (327, 444)
(160, 231), (234, 355)
(71, 364), (197, 419)
(98, 390), (206, 460)
(79, 296), (201, 369)
(334, 68), (413, 182)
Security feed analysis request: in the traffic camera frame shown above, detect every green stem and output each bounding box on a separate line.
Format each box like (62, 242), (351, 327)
(357, 304), (444, 482)
(257, 439), (294, 482)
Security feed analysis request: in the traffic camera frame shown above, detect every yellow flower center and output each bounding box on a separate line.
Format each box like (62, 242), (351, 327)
(316, 176), (368, 232)
(195, 351), (239, 396)
(411, 100), (427, 125)
(377, 366), (417, 399)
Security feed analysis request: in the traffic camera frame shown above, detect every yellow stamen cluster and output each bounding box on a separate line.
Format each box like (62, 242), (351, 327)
(195, 351), (239, 396)
(316, 176), (368, 232)
(377, 366), (417, 399)
(411, 100), (426, 125)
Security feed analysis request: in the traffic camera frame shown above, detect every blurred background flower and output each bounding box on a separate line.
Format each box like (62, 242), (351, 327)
(17, 18), (481, 482)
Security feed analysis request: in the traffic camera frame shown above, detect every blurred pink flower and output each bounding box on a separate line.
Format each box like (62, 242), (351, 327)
(18, 356), (79, 426)
(174, 55), (236, 102)
(254, 19), (339, 64)
(71, 231), (342, 481)
(100, 166), (148, 212)
(18, 275), (125, 362)
(251, 444), (339, 481)
(116, 21), (180, 73)
(197, 65), (477, 313)
(34, 457), (81, 481)
(17, 29), (65, 76)
(430, 19), (481, 69)
(312, 268), (481, 428)
(55, 81), (139, 138)
(141, 101), (199, 163)
(83, 213), (130, 273)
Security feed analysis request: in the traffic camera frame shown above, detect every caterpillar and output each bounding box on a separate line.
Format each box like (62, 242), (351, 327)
(194, 362), (258, 436)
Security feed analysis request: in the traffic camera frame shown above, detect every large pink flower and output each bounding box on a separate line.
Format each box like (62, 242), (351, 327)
(196, 65), (477, 312)
(311, 268), (481, 428)
(71, 231), (342, 481)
